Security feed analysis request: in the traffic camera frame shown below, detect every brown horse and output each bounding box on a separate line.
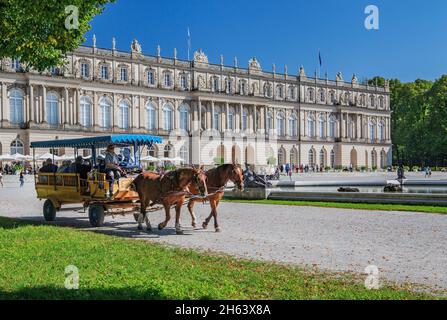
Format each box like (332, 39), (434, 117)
(131, 167), (208, 234)
(187, 164), (244, 232)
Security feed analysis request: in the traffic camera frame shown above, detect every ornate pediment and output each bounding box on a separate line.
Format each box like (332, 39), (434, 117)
(194, 49), (208, 64)
(248, 57), (261, 72)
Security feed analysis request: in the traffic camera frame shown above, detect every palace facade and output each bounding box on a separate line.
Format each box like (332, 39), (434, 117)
(0, 39), (392, 169)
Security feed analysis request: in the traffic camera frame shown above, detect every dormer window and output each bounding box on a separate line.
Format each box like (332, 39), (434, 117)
(164, 72), (172, 87)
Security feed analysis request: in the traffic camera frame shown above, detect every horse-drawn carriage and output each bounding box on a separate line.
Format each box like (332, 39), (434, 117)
(30, 134), (162, 227)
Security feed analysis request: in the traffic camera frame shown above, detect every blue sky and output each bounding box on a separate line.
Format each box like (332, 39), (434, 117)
(84, 0), (447, 83)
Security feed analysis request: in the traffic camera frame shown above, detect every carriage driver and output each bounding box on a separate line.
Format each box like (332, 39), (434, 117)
(104, 144), (124, 197)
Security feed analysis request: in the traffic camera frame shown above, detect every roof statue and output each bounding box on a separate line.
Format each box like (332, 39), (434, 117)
(352, 74), (358, 84)
(299, 66), (306, 77)
(131, 39), (142, 53)
(194, 49), (208, 64)
(248, 57), (261, 71)
(336, 72), (343, 81)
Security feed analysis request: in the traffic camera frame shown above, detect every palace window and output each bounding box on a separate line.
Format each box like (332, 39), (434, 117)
(12, 58), (21, 71)
(119, 100), (130, 129)
(319, 90), (325, 102)
(10, 139), (24, 155)
(329, 115), (337, 138)
(179, 145), (188, 164)
(240, 81), (247, 95)
(276, 112), (285, 136)
(180, 75), (188, 90)
(213, 108), (220, 131)
(147, 70), (155, 85)
(164, 144), (174, 158)
(164, 72), (172, 87)
(226, 79), (233, 94)
(378, 120), (385, 141)
(99, 97), (112, 128)
(288, 86), (296, 100)
(46, 92), (59, 125)
(81, 63), (89, 78)
(120, 67), (128, 81)
(308, 149), (315, 166)
(266, 112), (273, 132)
(307, 114), (316, 137)
(179, 104), (189, 131)
(330, 150), (336, 168)
(100, 65), (109, 79)
(307, 88), (315, 102)
(9, 89), (24, 124)
(80, 96), (92, 127)
(146, 103), (156, 130)
(163, 103), (173, 131)
(319, 150), (326, 167)
(264, 83), (272, 97)
(369, 119), (376, 141)
(288, 114), (297, 137)
(347, 116), (355, 138)
(370, 95), (375, 107)
(329, 91), (335, 104)
(212, 77), (219, 92)
(242, 109), (248, 131)
(318, 114), (325, 138)
(276, 85), (284, 98)
(227, 109), (234, 130)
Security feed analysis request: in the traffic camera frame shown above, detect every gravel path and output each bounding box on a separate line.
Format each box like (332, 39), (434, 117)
(1, 176), (446, 291)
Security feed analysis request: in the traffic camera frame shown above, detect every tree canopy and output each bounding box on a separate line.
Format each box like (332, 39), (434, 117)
(0, 0), (114, 72)
(369, 76), (447, 167)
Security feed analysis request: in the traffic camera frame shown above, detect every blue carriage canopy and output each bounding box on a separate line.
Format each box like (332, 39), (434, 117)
(30, 134), (163, 149)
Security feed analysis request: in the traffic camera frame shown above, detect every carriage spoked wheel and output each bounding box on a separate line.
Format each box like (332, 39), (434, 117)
(43, 199), (57, 222)
(88, 204), (105, 227)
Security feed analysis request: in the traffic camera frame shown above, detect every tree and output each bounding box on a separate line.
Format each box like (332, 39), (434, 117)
(0, 0), (115, 72)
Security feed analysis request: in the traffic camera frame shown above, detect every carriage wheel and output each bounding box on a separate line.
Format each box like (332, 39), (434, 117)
(43, 199), (57, 222)
(88, 204), (105, 227)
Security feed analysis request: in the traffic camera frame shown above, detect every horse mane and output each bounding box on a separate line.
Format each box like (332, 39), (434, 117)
(206, 164), (235, 187)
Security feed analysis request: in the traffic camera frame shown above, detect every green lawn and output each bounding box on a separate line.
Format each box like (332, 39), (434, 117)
(224, 199), (447, 214)
(0, 217), (439, 300)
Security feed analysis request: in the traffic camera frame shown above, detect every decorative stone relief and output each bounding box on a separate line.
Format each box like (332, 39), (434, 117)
(248, 57), (261, 72)
(194, 49), (208, 64)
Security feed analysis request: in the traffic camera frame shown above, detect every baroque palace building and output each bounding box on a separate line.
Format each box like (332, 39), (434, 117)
(0, 38), (392, 169)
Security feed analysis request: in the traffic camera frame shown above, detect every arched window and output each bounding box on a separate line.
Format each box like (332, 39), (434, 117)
(288, 114), (297, 137)
(163, 103), (173, 131)
(319, 149), (326, 167)
(179, 145), (189, 163)
(278, 148), (286, 165)
(164, 144), (174, 158)
(308, 149), (315, 166)
(266, 112), (273, 131)
(46, 92), (59, 125)
(213, 106), (221, 131)
(242, 108), (248, 131)
(80, 96), (92, 127)
(290, 148), (298, 164)
(329, 114), (337, 138)
(179, 104), (189, 131)
(9, 89), (24, 124)
(378, 120), (385, 141)
(146, 102), (156, 130)
(369, 119), (376, 141)
(330, 150), (335, 168)
(10, 139), (24, 155)
(276, 112), (285, 136)
(99, 97), (112, 128)
(307, 114), (315, 137)
(119, 100), (130, 129)
(147, 144), (158, 157)
(318, 114), (325, 138)
(227, 108), (234, 130)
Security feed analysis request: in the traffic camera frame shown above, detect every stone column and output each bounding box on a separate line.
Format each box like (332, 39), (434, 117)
(239, 103), (243, 131)
(211, 100), (215, 130)
(41, 85), (47, 123)
(253, 105), (257, 133)
(198, 98), (202, 131)
(93, 91), (98, 128)
(29, 85), (34, 123)
(75, 89), (80, 125)
(174, 99), (179, 130)
(139, 96), (145, 129)
(224, 102), (229, 132)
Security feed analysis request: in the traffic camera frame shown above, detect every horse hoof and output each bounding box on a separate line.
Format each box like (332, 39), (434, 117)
(158, 223), (163, 230)
(137, 225), (143, 231)
(192, 223), (197, 228)
(202, 222), (208, 229)
(215, 227), (222, 233)
(176, 229), (184, 235)
(147, 227), (152, 232)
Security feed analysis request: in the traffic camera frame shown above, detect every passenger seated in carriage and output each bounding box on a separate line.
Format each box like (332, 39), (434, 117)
(104, 144), (125, 197)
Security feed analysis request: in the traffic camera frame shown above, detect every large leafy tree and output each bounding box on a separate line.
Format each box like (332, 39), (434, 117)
(0, 0), (114, 72)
